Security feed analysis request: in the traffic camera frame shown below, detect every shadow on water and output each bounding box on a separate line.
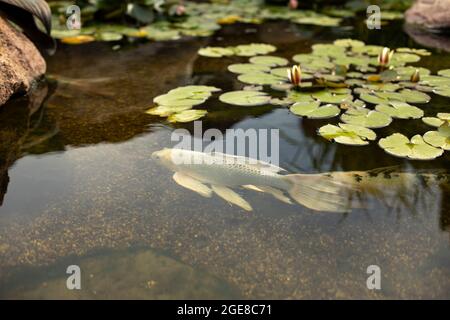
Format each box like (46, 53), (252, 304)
(0, 20), (450, 298)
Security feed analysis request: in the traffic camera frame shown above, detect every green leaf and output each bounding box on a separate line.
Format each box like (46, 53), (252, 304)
(340, 108), (392, 128)
(219, 90), (271, 106)
(249, 55), (288, 67)
(237, 72), (285, 85)
(375, 102), (423, 119)
(423, 126), (450, 151)
(290, 102), (340, 119)
(378, 133), (443, 160)
(311, 91), (352, 104)
(168, 110), (208, 123)
(198, 46), (235, 57)
(318, 123), (376, 146)
(228, 63), (271, 74)
(234, 43), (276, 57)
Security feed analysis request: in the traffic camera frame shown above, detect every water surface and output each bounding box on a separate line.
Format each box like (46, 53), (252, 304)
(0, 20), (449, 299)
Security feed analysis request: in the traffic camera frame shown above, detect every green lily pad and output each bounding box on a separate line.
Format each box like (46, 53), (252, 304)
(168, 109), (208, 123)
(396, 48), (431, 56)
(153, 85), (220, 107)
(422, 113), (450, 127)
(333, 39), (365, 48)
(237, 72), (284, 85)
(249, 55), (288, 67)
(145, 105), (191, 117)
(375, 102), (424, 119)
(318, 123), (376, 146)
(96, 32), (123, 42)
(340, 108), (392, 128)
(434, 87), (450, 98)
(311, 91), (352, 104)
(359, 93), (390, 105)
(219, 90), (271, 106)
(287, 91), (315, 103)
(198, 46), (235, 57)
(378, 133), (443, 160)
(228, 63), (271, 74)
(437, 69), (450, 78)
(290, 101), (340, 119)
(423, 126), (450, 151)
(234, 43), (276, 57)
(398, 89), (431, 103)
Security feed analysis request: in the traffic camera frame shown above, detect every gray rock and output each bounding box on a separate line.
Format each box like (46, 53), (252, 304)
(0, 14), (46, 106)
(405, 0), (450, 30)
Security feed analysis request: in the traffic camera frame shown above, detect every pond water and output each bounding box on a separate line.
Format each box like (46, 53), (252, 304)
(0, 19), (449, 299)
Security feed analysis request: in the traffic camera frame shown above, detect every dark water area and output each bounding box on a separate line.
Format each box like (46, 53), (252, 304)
(0, 19), (449, 299)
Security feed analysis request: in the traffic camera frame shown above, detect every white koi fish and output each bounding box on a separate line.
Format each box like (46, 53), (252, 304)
(151, 148), (351, 212)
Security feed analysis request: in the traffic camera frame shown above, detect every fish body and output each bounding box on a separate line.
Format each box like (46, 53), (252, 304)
(152, 148), (349, 212)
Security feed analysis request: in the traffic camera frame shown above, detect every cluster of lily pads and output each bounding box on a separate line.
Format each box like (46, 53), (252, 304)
(49, 0), (404, 44)
(145, 85), (220, 122)
(189, 39), (449, 160)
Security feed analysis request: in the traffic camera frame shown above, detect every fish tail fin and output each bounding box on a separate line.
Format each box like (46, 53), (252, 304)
(283, 174), (351, 213)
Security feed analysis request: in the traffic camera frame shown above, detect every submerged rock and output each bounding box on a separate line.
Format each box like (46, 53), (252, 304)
(0, 15), (46, 106)
(405, 0), (450, 30)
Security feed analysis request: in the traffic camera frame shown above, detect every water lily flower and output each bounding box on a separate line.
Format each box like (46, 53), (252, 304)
(410, 69), (420, 83)
(288, 0), (299, 10)
(175, 4), (186, 16)
(378, 47), (394, 67)
(287, 65), (302, 86)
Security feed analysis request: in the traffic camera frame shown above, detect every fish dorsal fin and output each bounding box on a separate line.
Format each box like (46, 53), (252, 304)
(209, 151), (286, 173)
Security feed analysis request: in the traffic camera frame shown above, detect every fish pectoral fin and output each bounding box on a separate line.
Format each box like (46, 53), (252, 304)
(254, 186), (293, 204)
(211, 185), (253, 212)
(172, 172), (212, 198)
(242, 185), (264, 192)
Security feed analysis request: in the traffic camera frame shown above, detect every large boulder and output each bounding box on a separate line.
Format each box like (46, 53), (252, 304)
(405, 0), (450, 30)
(0, 14), (46, 106)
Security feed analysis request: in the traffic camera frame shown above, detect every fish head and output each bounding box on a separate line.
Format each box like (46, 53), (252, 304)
(152, 148), (186, 171)
(152, 148), (172, 162)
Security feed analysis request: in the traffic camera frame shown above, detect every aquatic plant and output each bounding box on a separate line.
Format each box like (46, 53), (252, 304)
(146, 85), (220, 122)
(49, 0), (407, 45)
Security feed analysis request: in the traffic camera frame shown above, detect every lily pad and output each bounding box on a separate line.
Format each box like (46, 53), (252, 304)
(378, 133), (443, 160)
(311, 91), (352, 104)
(340, 108), (392, 128)
(146, 105), (191, 117)
(333, 39), (365, 48)
(249, 56), (288, 67)
(228, 63), (271, 74)
(398, 89), (431, 103)
(318, 123), (376, 146)
(359, 93), (390, 105)
(423, 126), (450, 151)
(375, 102), (424, 119)
(290, 101), (340, 119)
(153, 85), (220, 107)
(168, 110), (208, 123)
(237, 72), (284, 85)
(198, 46), (235, 57)
(219, 90), (271, 106)
(437, 69), (450, 78)
(422, 113), (450, 127)
(234, 43), (276, 57)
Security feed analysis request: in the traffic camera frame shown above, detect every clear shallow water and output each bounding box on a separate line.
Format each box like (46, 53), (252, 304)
(0, 20), (449, 299)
